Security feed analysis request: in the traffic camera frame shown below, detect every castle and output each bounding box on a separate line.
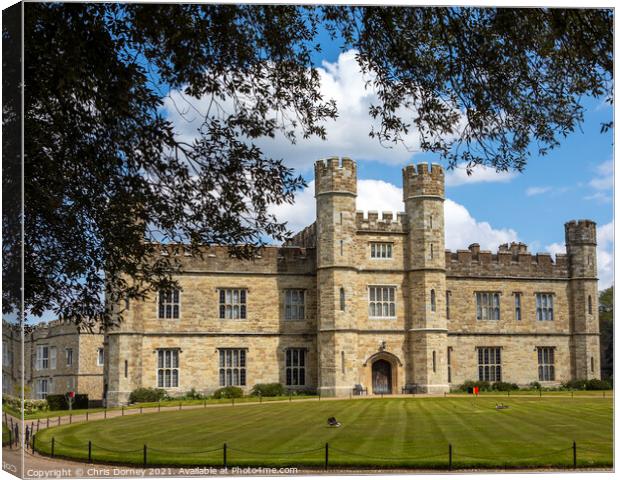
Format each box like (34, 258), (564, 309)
(2, 319), (104, 402)
(104, 158), (600, 405)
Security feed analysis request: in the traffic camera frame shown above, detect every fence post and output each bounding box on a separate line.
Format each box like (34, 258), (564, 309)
(37, 419), (40, 431)
(51, 437), (55, 458)
(448, 444), (452, 471)
(86, 411), (89, 421)
(179, 402), (182, 410)
(58, 416), (61, 426)
(88, 441), (92, 463)
(289, 392), (292, 402)
(140, 406), (143, 414)
(104, 408), (107, 419)
(8, 429), (11, 449)
(319, 391), (321, 402)
(603, 391), (606, 398)
(508, 391), (510, 397)
(223, 443), (227, 468)
(571, 391), (574, 399)
(69, 414), (72, 424)
(31, 433), (35, 453)
(143, 445), (147, 467)
(204, 399), (207, 408)
(47, 418), (50, 428)
(573, 441), (577, 469)
(325, 442), (329, 470)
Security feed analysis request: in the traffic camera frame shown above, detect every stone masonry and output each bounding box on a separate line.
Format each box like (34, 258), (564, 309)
(104, 157), (601, 406)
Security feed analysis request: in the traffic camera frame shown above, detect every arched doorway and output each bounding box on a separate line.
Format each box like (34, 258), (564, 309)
(372, 359), (392, 394)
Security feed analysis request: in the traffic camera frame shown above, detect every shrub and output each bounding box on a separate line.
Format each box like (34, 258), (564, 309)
(46, 394), (89, 411)
(183, 388), (204, 400)
(562, 379), (587, 390)
(529, 381), (542, 390)
(250, 383), (286, 397)
(459, 380), (491, 392)
(491, 382), (519, 391)
(2, 395), (48, 415)
(585, 379), (612, 390)
(212, 386), (243, 399)
(128, 388), (167, 403)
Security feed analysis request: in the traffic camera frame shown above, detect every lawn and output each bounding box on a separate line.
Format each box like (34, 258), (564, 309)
(33, 396), (612, 469)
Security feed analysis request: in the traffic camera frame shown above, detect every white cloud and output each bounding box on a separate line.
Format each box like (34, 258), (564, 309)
(544, 221), (614, 289)
(163, 50), (425, 172)
(596, 221), (614, 289)
(445, 163), (518, 187)
(588, 160), (613, 191)
(273, 179), (518, 251)
(526, 186), (553, 197)
(584, 191), (612, 204)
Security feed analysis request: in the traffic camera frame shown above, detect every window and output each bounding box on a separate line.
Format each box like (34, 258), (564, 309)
(432, 351), (436, 373)
(447, 347), (452, 383)
(97, 348), (104, 366)
(36, 379), (50, 399)
(49, 347), (57, 369)
(158, 289), (180, 319)
(446, 291), (451, 320)
(514, 293), (522, 321)
(340, 240), (344, 256)
(430, 289), (436, 312)
(339, 288), (345, 311)
(284, 289), (305, 320)
(157, 349), (179, 388)
(219, 349), (246, 386)
(588, 295), (593, 314)
(537, 347), (555, 381)
(370, 242), (392, 259)
(430, 243), (434, 259)
(219, 289), (247, 319)
(341, 351), (345, 374)
(477, 347), (502, 382)
(36, 346), (49, 370)
(536, 293), (554, 321)
(591, 356), (594, 373)
(476, 292), (500, 320)
(65, 348), (73, 367)
(429, 215), (433, 229)
(286, 349), (306, 386)
(368, 286), (396, 318)
(2, 341), (9, 367)
(124, 360), (128, 378)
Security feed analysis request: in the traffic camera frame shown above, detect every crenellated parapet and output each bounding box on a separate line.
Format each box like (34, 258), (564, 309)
(402, 162), (444, 200)
(314, 156), (357, 196)
(446, 242), (569, 278)
(565, 219), (597, 246)
(154, 244), (316, 274)
(355, 210), (407, 233)
(284, 222), (316, 248)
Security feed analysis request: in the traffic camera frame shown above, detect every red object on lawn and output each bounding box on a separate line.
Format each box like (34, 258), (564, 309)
(68, 391), (75, 398)
(473, 386), (479, 395)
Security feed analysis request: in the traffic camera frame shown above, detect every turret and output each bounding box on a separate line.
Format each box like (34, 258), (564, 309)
(314, 157), (359, 396)
(564, 220), (600, 380)
(402, 163), (448, 393)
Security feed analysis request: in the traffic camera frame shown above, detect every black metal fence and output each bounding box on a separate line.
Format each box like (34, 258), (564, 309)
(30, 436), (612, 470)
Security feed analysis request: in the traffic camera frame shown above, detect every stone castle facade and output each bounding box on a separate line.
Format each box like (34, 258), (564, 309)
(104, 158), (600, 406)
(2, 319), (104, 402)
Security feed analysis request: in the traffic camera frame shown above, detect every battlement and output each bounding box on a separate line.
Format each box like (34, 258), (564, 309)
(355, 211), (407, 232)
(314, 157), (357, 195)
(565, 219), (597, 245)
(155, 244), (316, 274)
(402, 162), (445, 200)
(446, 242), (569, 278)
(284, 222), (316, 248)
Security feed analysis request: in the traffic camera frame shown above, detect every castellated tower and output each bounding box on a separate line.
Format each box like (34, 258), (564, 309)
(403, 163), (449, 393)
(565, 220), (601, 380)
(315, 157), (359, 396)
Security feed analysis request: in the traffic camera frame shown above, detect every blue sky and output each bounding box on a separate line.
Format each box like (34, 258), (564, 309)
(166, 41), (613, 288)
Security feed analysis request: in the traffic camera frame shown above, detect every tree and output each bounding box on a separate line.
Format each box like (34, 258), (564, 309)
(2, 4), (613, 327)
(598, 286), (613, 381)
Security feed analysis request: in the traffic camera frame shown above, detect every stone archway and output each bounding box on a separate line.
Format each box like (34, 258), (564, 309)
(363, 351), (401, 395)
